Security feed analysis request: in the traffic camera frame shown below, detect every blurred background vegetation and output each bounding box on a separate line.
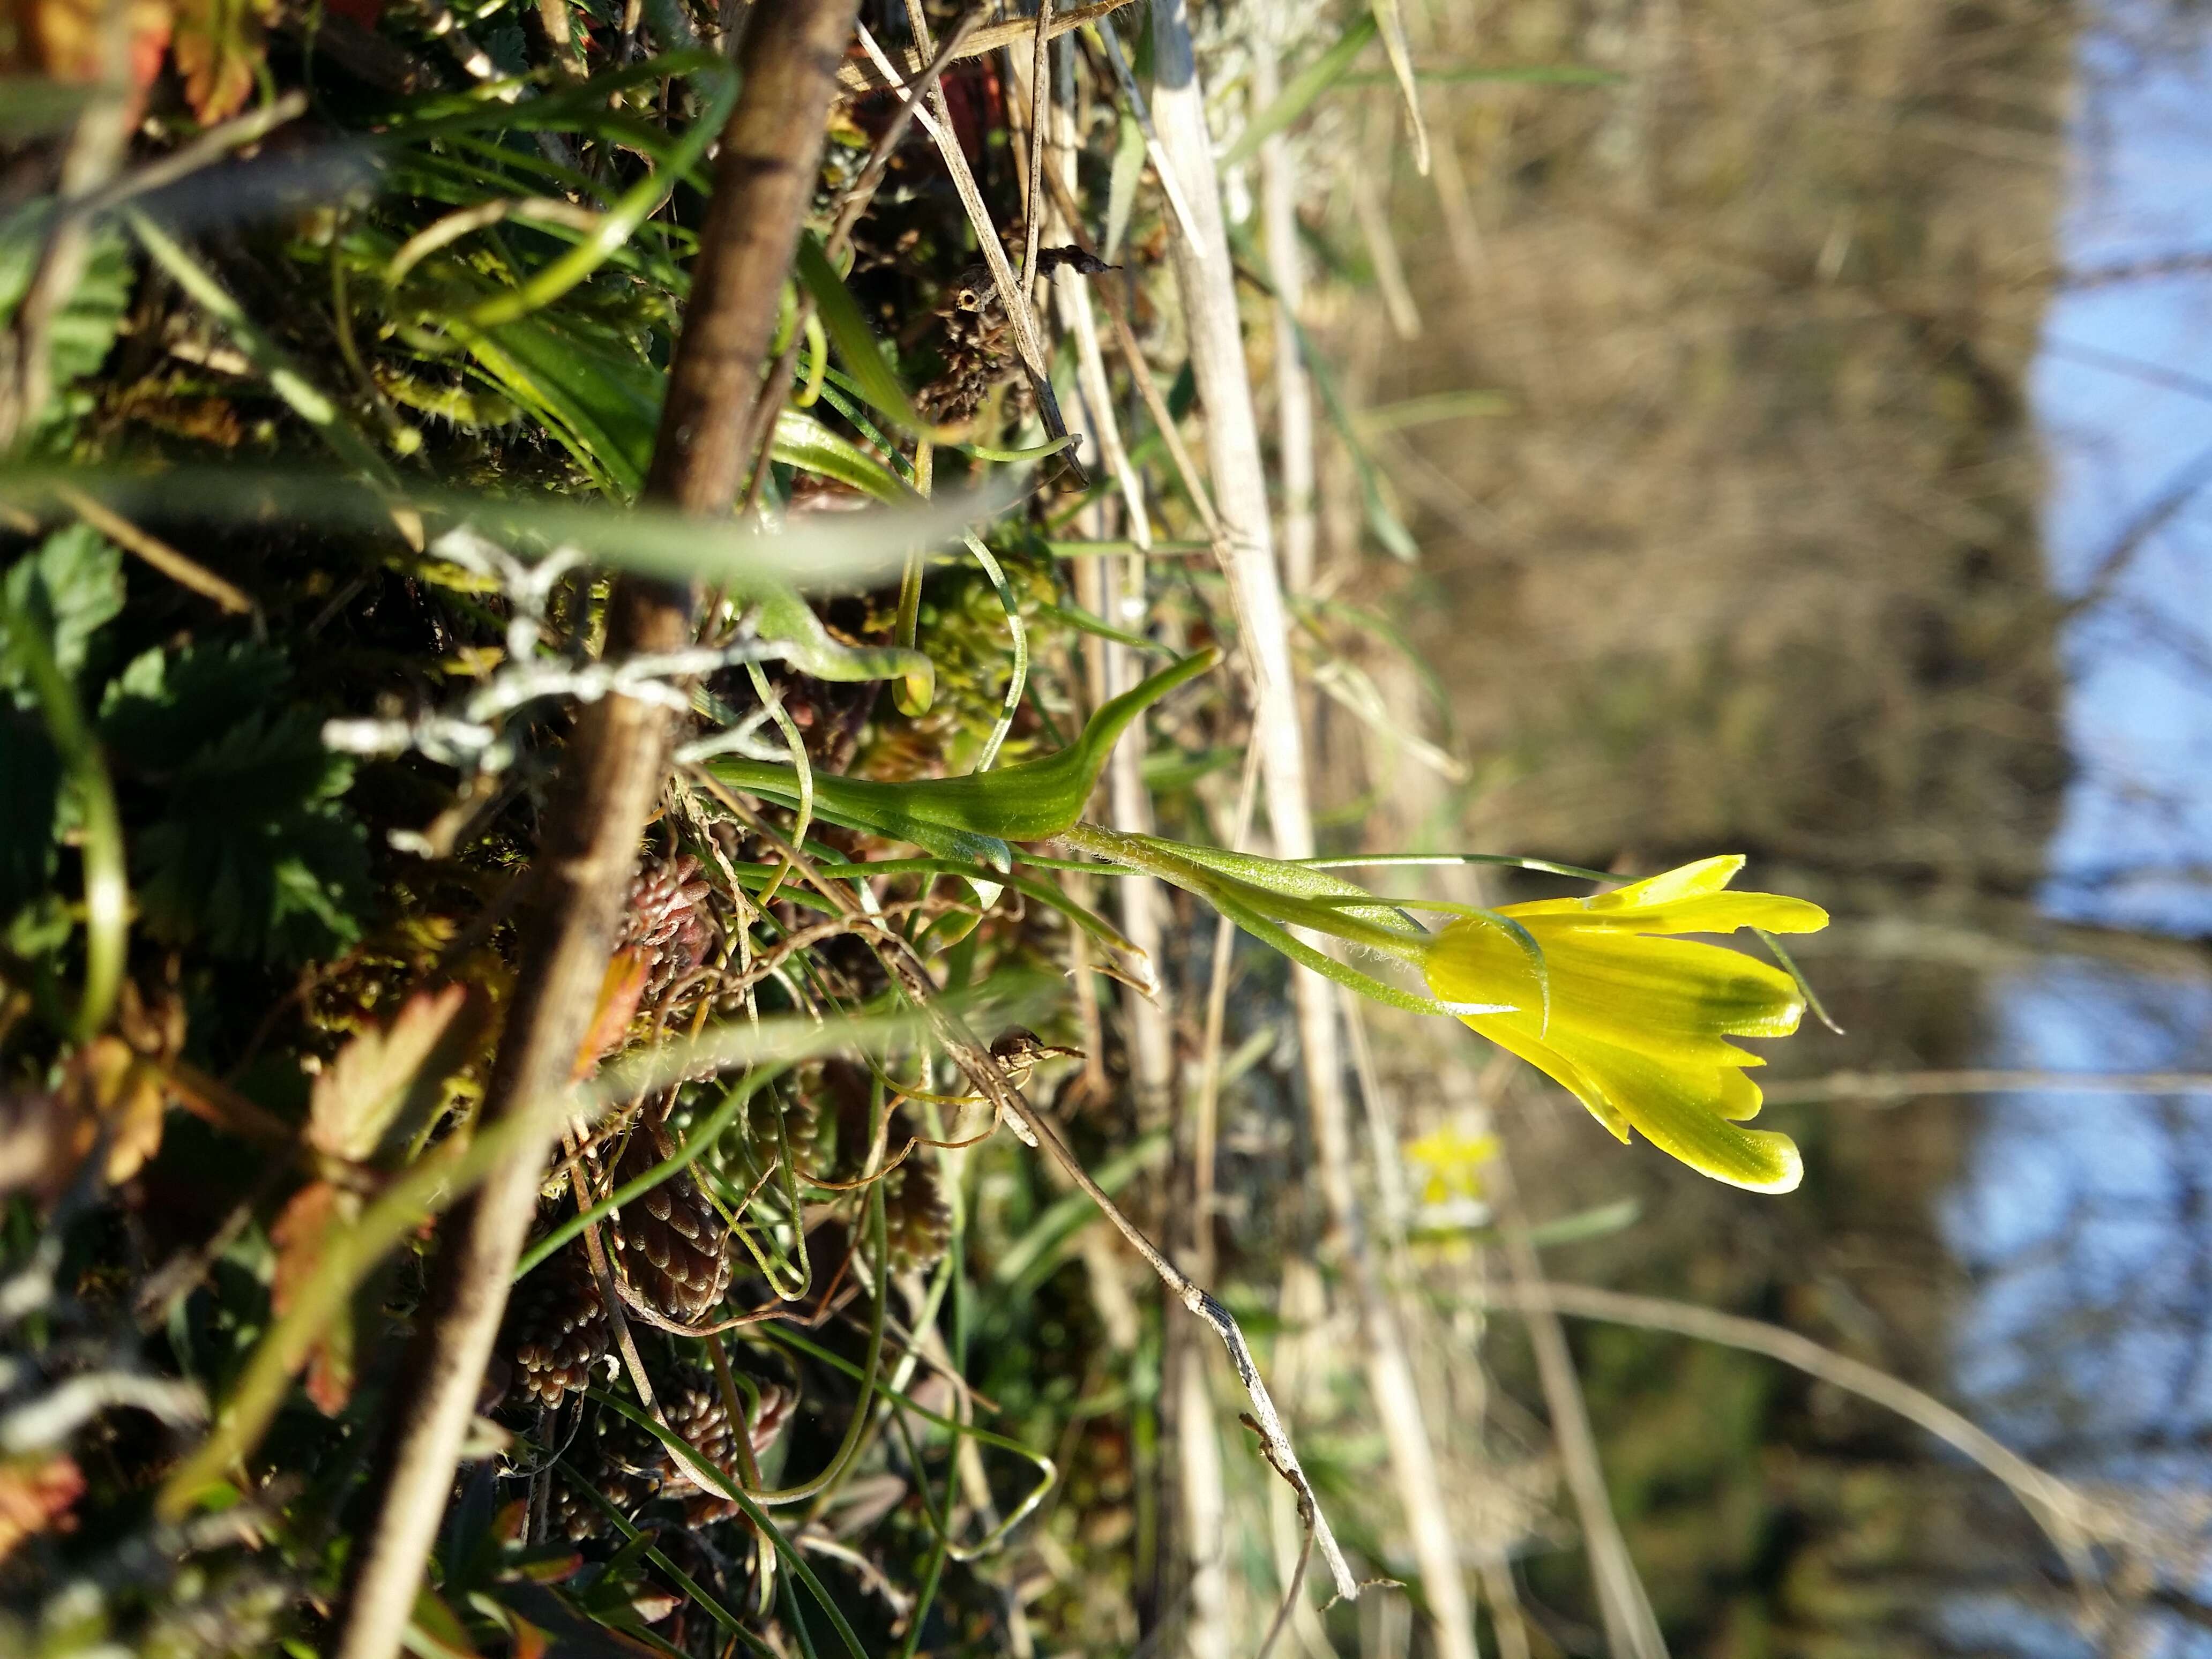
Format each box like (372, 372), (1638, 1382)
(5, 0), (2212, 1655)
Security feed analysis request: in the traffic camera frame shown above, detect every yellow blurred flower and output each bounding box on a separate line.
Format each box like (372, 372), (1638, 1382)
(1403, 1125), (1500, 1207)
(1422, 856), (1827, 1194)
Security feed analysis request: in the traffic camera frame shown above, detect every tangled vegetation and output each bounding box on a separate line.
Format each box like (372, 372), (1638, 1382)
(0, 2), (1872, 1656)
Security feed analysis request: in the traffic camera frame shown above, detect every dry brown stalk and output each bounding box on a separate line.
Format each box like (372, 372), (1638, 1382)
(57, 486), (259, 622)
(1765, 1069), (2212, 1105)
(327, 6), (861, 1655)
(863, 11), (1078, 464)
(1037, 158), (1222, 540)
(832, 0), (1138, 94)
(1146, 4), (1475, 1650)
(1251, 34), (1317, 594)
(1486, 1138), (1668, 1659)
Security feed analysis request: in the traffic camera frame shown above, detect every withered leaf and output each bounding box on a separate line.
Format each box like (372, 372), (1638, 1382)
(308, 983), (475, 1165)
(171, 0), (272, 125)
(270, 1179), (356, 1415)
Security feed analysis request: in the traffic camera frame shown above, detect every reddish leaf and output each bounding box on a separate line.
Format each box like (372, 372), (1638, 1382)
(572, 949), (650, 1081)
(11, 0), (172, 96)
(309, 983), (474, 1164)
(63, 1035), (170, 1187)
(270, 1180), (357, 1414)
(509, 1546), (585, 1586)
(170, 0), (273, 124)
(508, 1614), (551, 1659)
(406, 1585), (483, 1659)
(492, 1496), (530, 1544)
(0, 1455), (84, 1563)
(322, 0), (381, 23)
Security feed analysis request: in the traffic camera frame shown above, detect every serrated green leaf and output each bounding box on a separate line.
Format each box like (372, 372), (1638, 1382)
(0, 216), (131, 422)
(1, 525), (123, 706)
(50, 228), (132, 391)
(99, 641), (291, 768)
(107, 645), (371, 963)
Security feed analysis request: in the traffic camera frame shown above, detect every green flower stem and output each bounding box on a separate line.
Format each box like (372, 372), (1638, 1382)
(2, 595), (126, 1042)
(746, 1185), (883, 1505)
(891, 1417), (953, 1659)
(1058, 821), (1426, 962)
(709, 645), (1217, 850)
(746, 659), (812, 901)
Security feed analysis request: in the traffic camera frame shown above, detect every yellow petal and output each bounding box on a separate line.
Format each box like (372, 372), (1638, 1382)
(1461, 1011), (1633, 1144)
(1452, 1011), (1795, 1185)
(1548, 1029), (1802, 1192)
(1536, 928), (1805, 1042)
(1426, 921), (1804, 1048)
(1503, 888), (1827, 937)
(1588, 855), (1744, 910)
(1717, 1065), (1765, 1122)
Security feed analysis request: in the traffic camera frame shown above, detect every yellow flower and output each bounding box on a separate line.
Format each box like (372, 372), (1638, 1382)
(1423, 856), (1828, 1194)
(1404, 1125), (1500, 1207)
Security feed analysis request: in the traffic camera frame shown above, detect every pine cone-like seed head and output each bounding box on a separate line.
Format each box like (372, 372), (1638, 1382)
(612, 1139), (733, 1324)
(622, 856), (716, 991)
(882, 1157), (953, 1275)
(502, 1244), (609, 1408)
(646, 1368), (797, 1525)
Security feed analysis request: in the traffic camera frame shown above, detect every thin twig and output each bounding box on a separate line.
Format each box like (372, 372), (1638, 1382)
(1250, 33), (1317, 593)
(56, 485), (260, 624)
(1020, 3), (1054, 318)
(827, 12), (985, 260)
(1036, 150), (1222, 541)
(1762, 1069), (2212, 1106)
(1088, 13), (1204, 251)
(832, 0), (1139, 93)
(326, 8), (861, 1656)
